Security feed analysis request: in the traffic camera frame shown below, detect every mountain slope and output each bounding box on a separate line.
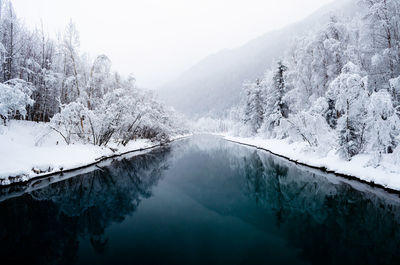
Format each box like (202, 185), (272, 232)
(158, 0), (357, 118)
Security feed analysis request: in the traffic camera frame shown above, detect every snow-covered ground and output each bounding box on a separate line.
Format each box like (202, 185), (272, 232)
(0, 120), (187, 185)
(2, 120), (399, 191)
(222, 134), (400, 191)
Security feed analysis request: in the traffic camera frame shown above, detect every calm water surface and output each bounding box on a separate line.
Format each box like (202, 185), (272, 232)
(1, 135), (400, 265)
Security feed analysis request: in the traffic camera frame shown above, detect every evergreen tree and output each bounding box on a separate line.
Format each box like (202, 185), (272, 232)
(273, 61), (288, 120)
(243, 79), (264, 134)
(262, 61), (289, 136)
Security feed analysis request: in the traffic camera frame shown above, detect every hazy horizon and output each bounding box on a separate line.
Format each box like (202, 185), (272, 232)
(12, 0), (334, 89)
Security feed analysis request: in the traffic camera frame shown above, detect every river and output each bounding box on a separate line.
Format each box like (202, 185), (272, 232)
(0, 135), (400, 265)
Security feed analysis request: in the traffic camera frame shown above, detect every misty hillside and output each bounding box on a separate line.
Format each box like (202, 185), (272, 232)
(159, 0), (357, 117)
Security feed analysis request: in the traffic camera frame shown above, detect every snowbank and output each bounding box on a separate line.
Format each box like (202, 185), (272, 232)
(0, 120), (188, 185)
(222, 134), (400, 191)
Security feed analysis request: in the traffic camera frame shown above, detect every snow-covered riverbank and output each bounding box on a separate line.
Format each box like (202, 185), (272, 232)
(0, 120), (189, 185)
(222, 135), (400, 192)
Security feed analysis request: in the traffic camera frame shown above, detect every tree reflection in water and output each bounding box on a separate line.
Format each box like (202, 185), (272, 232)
(0, 147), (171, 265)
(239, 150), (400, 265)
(0, 136), (400, 265)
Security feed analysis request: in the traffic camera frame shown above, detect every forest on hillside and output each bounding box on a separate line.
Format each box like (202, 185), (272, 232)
(1, 0), (400, 176)
(235, 0), (400, 166)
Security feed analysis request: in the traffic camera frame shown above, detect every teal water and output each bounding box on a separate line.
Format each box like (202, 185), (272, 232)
(1, 135), (400, 265)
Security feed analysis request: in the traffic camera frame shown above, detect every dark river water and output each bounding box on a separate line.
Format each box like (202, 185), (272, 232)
(1, 135), (400, 265)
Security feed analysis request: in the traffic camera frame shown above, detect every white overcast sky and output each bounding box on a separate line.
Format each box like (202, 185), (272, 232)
(12, 0), (333, 88)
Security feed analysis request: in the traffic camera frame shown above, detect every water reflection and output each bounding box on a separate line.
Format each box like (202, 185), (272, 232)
(0, 136), (400, 265)
(238, 151), (400, 265)
(0, 147), (171, 265)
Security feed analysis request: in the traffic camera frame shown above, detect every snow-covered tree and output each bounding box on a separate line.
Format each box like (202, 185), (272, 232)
(360, 0), (400, 91)
(49, 102), (87, 145)
(86, 54), (112, 110)
(260, 62), (288, 137)
(281, 97), (335, 153)
(389, 76), (400, 110)
(0, 80), (33, 124)
(365, 90), (400, 165)
(60, 20), (82, 104)
(328, 62), (369, 159)
(243, 79), (264, 134)
(273, 61), (289, 119)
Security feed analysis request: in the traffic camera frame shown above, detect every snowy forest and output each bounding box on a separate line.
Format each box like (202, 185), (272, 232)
(235, 0), (400, 167)
(0, 0), (187, 146)
(2, 1), (400, 264)
(1, 0), (400, 188)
